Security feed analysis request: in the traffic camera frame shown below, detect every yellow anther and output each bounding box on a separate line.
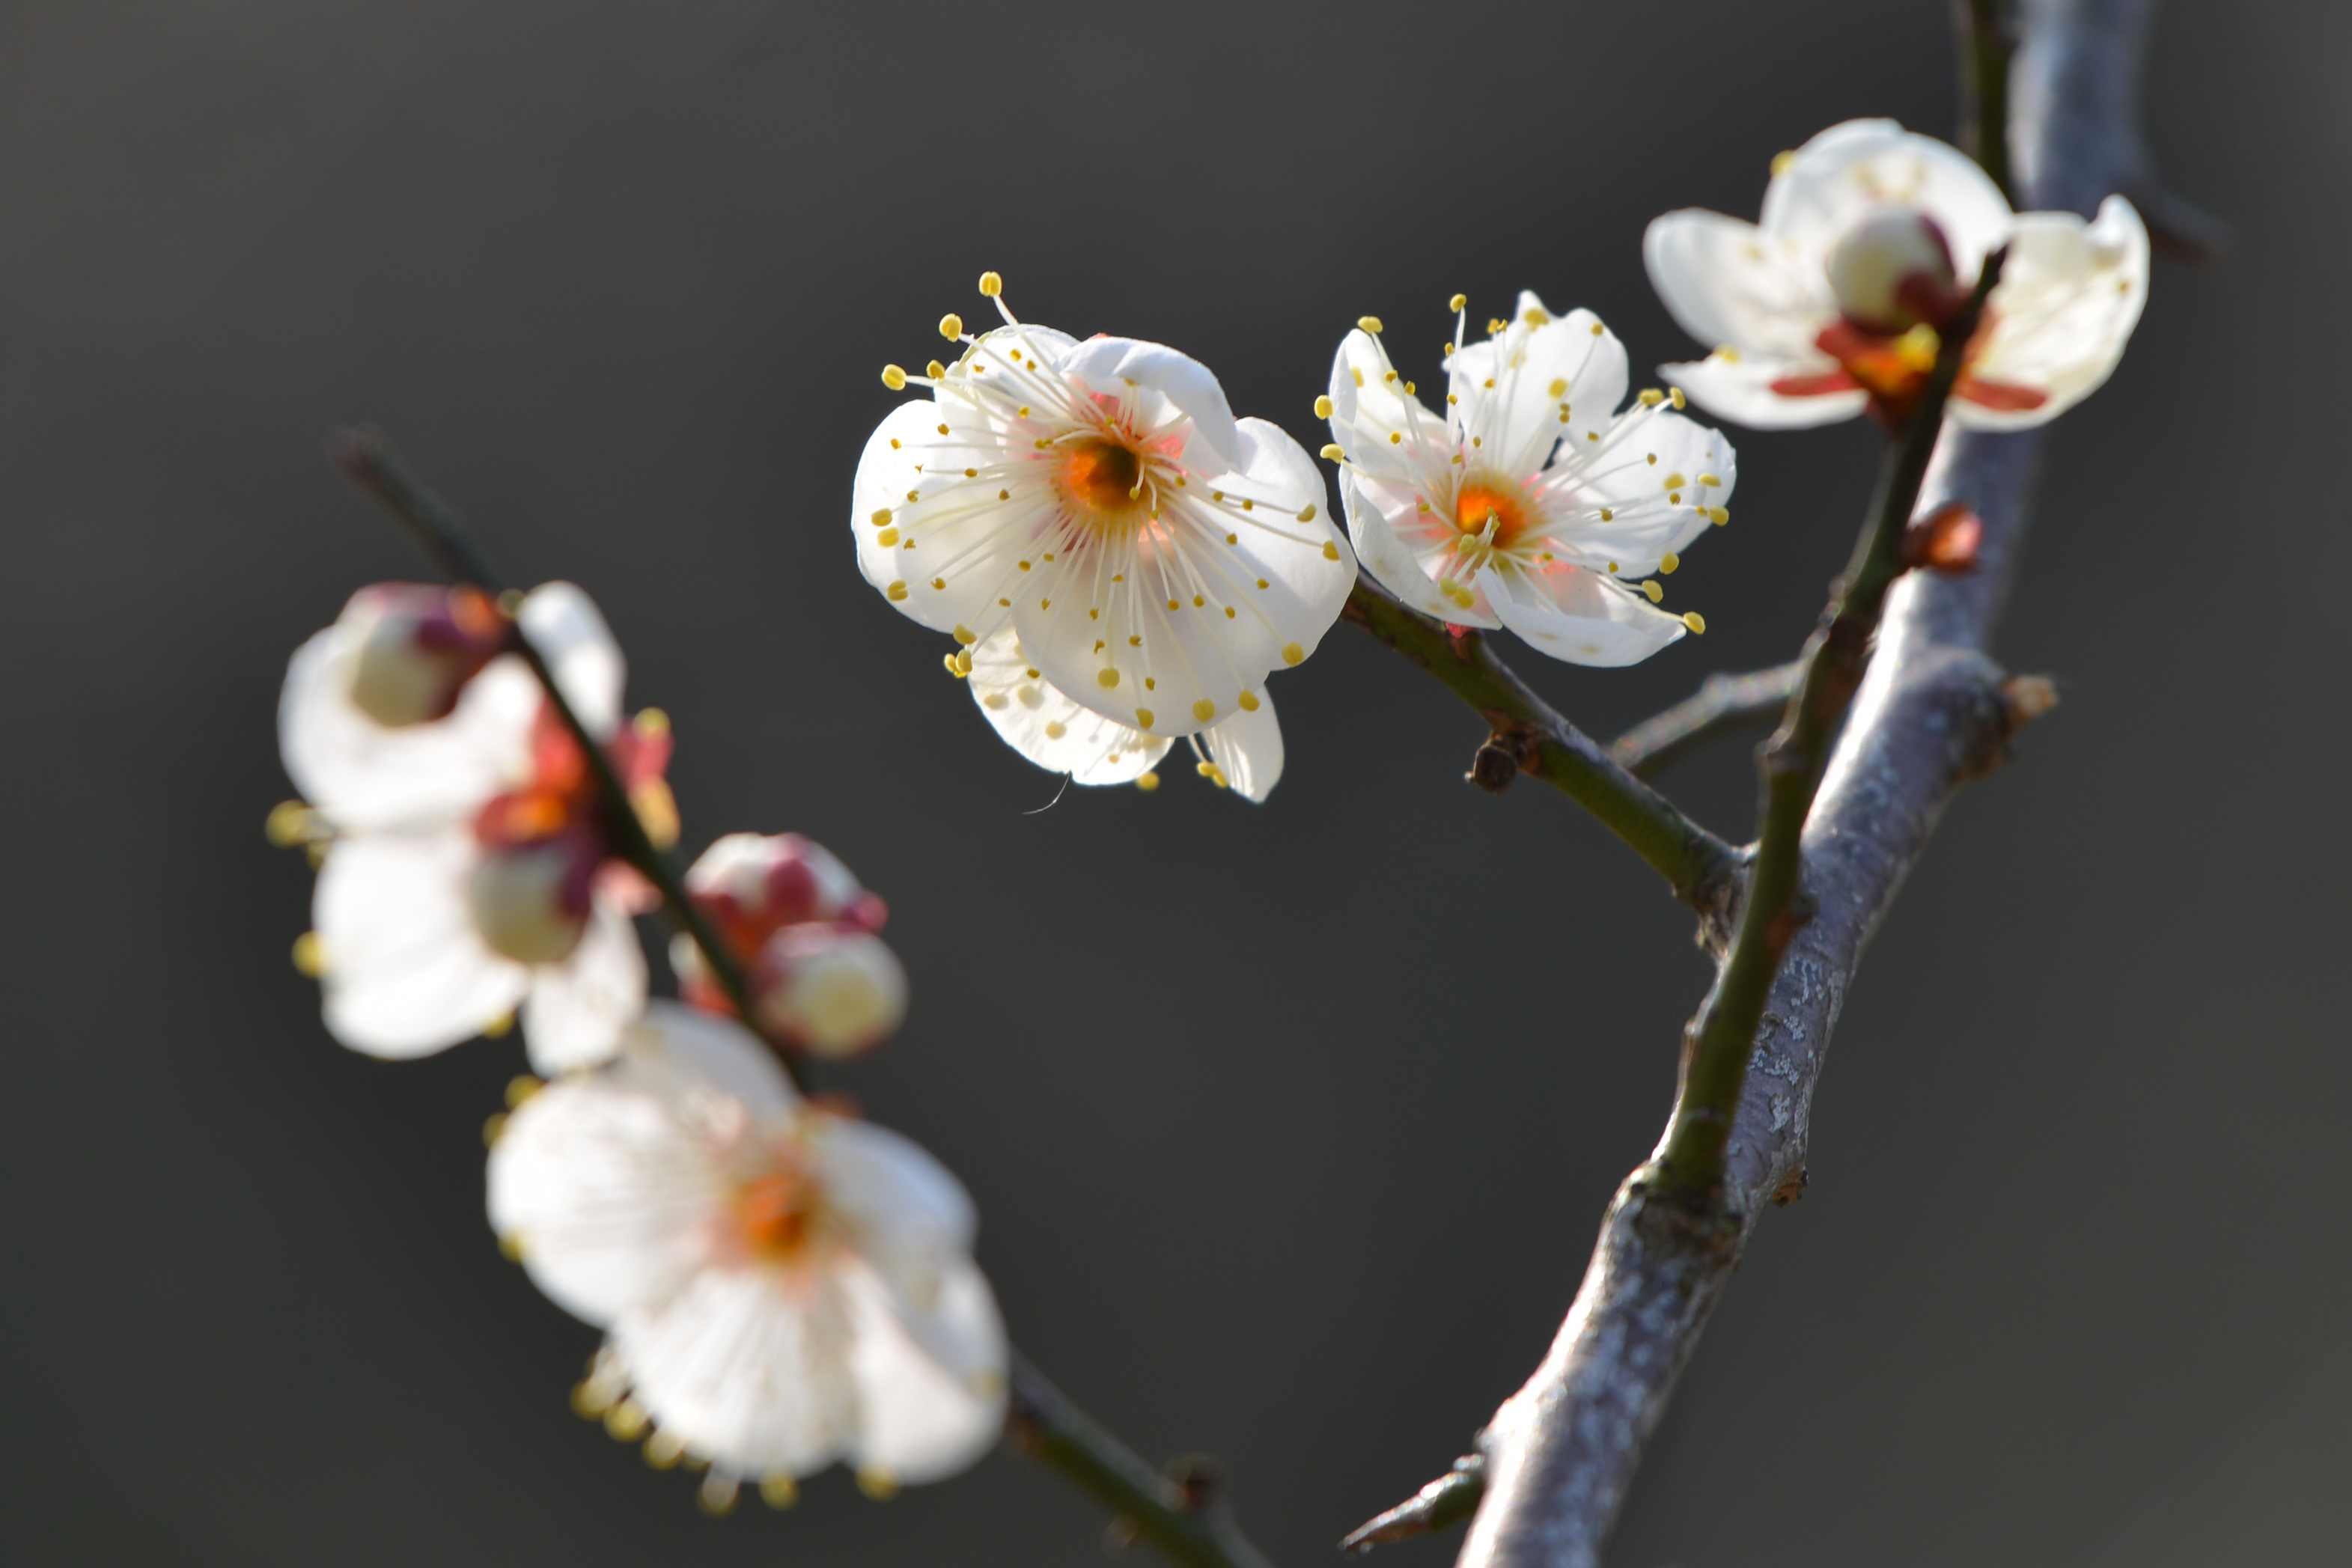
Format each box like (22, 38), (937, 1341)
(1298, 503), (1317, 522)
(604, 1400), (650, 1442)
(1642, 580), (1663, 603)
(1448, 293), (1467, 312)
(1524, 307), (1550, 326)
(1358, 315), (1385, 334)
(481, 1010), (514, 1039)
(978, 270), (1003, 297)
(264, 799), (317, 847)
(1547, 378), (1568, 399)
(1771, 150), (1796, 175)
(927, 359), (945, 378)
(1383, 369), (1398, 384)
(1196, 761), (1231, 789)
(870, 508), (893, 527)
(1389, 431), (1402, 445)
(1282, 641), (1306, 666)
(291, 931), (325, 977)
(1225, 534), (1237, 546)
(482, 1113), (508, 1148)
(1097, 668), (1120, 689)
(1136, 772), (1161, 792)
(760, 1476), (800, 1510)
(697, 1474), (739, 1516)
(1238, 690), (1261, 712)
(1664, 473), (1687, 490)
(645, 1430), (687, 1471)
(1708, 507), (1731, 525)
(1192, 594), (1205, 608)
(930, 576), (945, 590)
(504, 1075), (541, 1109)
(1590, 321), (1605, 336)
(953, 649), (974, 675)
(1167, 598), (1180, 611)
(941, 653), (965, 679)
(1639, 388), (1664, 406)
(880, 364), (908, 391)
(935, 422), (948, 436)
(1660, 552), (1681, 575)
(876, 527), (898, 546)
(1044, 721), (1066, 740)
(1669, 387), (1687, 409)
(1192, 699), (1216, 722)
(886, 581), (908, 600)
(1322, 540), (1341, 561)
(1684, 611), (1708, 634)
(1127, 635), (1141, 646)
(1136, 708), (1155, 729)
(938, 313), (963, 340)
(1351, 368), (1364, 388)
(998, 488), (1009, 500)
(1404, 381), (1415, 394)
(1487, 318), (1506, 335)
(1314, 394), (1334, 418)
(1418, 499), (1432, 513)
(570, 1379), (616, 1418)
(1320, 443), (1345, 460)
(1699, 472), (1722, 487)
(953, 624), (977, 646)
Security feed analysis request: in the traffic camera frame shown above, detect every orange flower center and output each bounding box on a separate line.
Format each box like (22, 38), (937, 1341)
(1454, 481), (1533, 549)
(733, 1168), (821, 1263)
(1059, 437), (1145, 516)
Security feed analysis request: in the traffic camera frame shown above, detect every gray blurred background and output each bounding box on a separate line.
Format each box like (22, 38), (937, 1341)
(1, 1), (2340, 1564)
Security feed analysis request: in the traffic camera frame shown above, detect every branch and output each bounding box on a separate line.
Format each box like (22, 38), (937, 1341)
(1955, 0), (2020, 200)
(1341, 580), (1740, 915)
(1340, 1454), (1486, 1555)
(331, 430), (1279, 1568)
(1606, 662), (1804, 779)
(1360, 4), (2175, 1561)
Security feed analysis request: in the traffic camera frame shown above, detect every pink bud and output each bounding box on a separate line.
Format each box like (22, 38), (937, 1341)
(344, 585), (508, 727)
(749, 924), (909, 1060)
(1827, 207), (1960, 334)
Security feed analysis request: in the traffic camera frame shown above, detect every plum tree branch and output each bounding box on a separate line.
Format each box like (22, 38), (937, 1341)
(1341, 580), (1741, 914)
(1606, 662), (1805, 779)
(331, 429), (1279, 1568)
(1349, 2), (2193, 1562)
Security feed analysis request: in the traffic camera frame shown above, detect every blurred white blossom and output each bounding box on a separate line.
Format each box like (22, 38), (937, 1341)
(490, 1002), (1006, 1507)
(1645, 118), (2148, 430)
(1326, 294), (1731, 666)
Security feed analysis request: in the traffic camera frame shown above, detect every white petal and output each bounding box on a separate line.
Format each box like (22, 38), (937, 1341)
(1955, 194), (2150, 431)
(280, 617), (536, 832)
(1058, 336), (1242, 469)
(1537, 409), (1735, 578)
(1644, 210), (1838, 359)
(315, 830), (528, 1056)
(843, 1256), (1006, 1485)
(1762, 119), (2012, 284)
(1450, 300), (1630, 478)
(1338, 470), (1493, 624)
(1666, 353), (1869, 430)
(814, 1115), (980, 1305)
(1201, 693), (1284, 803)
(965, 628), (1170, 785)
(624, 1000), (803, 1124)
(487, 1067), (722, 1326)
(521, 894), (647, 1075)
(1484, 564), (1690, 668)
(517, 582), (627, 739)
(850, 401), (1026, 645)
(1327, 328), (1453, 489)
(611, 1267), (859, 1478)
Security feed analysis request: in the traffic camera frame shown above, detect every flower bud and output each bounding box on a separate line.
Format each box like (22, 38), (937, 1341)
(1827, 207), (1960, 334)
(749, 924), (908, 1060)
(344, 585), (508, 727)
(469, 841), (594, 964)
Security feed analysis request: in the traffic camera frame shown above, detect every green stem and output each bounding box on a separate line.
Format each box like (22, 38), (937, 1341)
(1341, 580), (1738, 910)
(1956, 0), (2017, 199)
(1651, 250), (2008, 1198)
(1607, 662), (1806, 780)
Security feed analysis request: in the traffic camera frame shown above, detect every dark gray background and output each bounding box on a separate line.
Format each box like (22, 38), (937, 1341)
(1, 1), (2339, 1564)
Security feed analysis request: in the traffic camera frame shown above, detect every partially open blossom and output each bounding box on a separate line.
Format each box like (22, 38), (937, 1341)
(1326, 294), (1733, 666)
(673, 834), (907, 1059)
(1645, 119), (2148, 431)
(338, 583), (512, 727)
(489, 1003), (1006, 1504)
(960, 626), (1284, 800)
(854, 275), (1355, 747)
(279, 582), (670, 1073)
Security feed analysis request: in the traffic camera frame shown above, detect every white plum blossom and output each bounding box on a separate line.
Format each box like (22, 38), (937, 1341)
(854, 274), (1355, 749)
(962, 626), (1285, 801)
(1645, 118), (2149, 431)
(279, 582), (667, 1073)
(1325, 294), (1734, 667)
(670, 833), (910, 1060)
(489, 1002), (1007, 1508)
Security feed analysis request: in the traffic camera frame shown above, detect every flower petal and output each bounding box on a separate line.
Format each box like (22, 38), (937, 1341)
(315, 829), (528, 1056)
(1955, 194), (2149, 431)
(1761, 119), (2012, 283)
(1449, 298), (1630, 479)
(1645, 210), (1836, 359)
(1058, 336), (1242, 469)
(517, 582), (627, 740)
(521, 894), (647, 1075)
(1484, 562), (1689, 668)
(965, 628), (1171, 785)
(1327, 328), (1453, 489)
(610, 1267), (859, 1478)
(1338, 470), (1495, 624)
(1664, 353), (1870, 429)
(487, 1063), (722, 1326)
(625, 1000), (803, 1124)
(280, 617), (537, 832)
(1201, 692), (1284, 803)
(842, 1256), (1007, 1485)
(852, 400), (1028, 645)
(814, 1115), (979, 1305)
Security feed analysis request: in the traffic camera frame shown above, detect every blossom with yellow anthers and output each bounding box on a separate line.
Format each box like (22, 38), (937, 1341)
(278, 581), (656, 1073)
(1323, 290), (1735, 668)
(490, 1004), (1008, 1507)
(854, 274), (1356, 747)
(1645, 118), (2148, 431)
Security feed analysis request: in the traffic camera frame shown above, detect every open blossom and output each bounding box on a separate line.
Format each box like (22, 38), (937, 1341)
(960, 626), (1285, 800)
(672, 834), (908, 1060)
(1326, 295), (1733, 667)
(854, 274), (1355, 748)
(280, 582), (671, 1073)
(489, 1002), (1007, 1507)
(1645, 118), (2148, 431)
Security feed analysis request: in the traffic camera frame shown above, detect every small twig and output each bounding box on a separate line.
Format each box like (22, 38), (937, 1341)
(1007, 1356), (1276, 1568)
(1955, 0), (2019, 199)
(1341, 579), (1740, 914)
(1607, 662), (1806, 779)
(1338, 1453), (1486, 1555)
(331, 429), (1277, 1568)
(327, 426), (811, 1096)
